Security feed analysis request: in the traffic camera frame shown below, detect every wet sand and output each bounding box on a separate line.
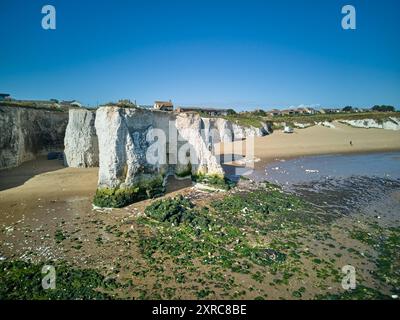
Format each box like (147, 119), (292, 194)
(217, 122), (400, 167)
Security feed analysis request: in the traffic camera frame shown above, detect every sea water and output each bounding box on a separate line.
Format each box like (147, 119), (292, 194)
(252, 152), (400, 219)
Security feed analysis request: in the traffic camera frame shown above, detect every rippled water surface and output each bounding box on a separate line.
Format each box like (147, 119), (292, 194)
(251, 152), (400, 217)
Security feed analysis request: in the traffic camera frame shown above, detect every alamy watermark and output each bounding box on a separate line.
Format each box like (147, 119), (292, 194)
(41, 5), (56, 30)
(142, 122), (256, 176)
(41, 4), (356, 31)
(341, 265), (356, 290)
(342, 5), (356, 30)
(42, 265), (56, 290)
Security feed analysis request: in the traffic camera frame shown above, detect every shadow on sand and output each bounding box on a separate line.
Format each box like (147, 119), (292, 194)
(165, 175), (193, 194)
(0, 156), (65, 191)
(217, 153), (254, 182)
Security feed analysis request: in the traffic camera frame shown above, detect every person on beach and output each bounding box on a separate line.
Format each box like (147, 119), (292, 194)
(350, 140), (353, 146)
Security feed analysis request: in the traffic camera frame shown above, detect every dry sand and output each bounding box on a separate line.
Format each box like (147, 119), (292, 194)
(217, 121), (400, 167)
(0, 157), (98, 205)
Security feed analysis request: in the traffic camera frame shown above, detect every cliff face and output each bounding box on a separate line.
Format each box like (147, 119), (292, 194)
(0, 106), (68, 170)
(63, 106), (269, 206)
(64, 107), (269, 169)
(201, 117), (270, 142)
(94, 107), (224, 189)
(64, 109), (99, 167)
(339, 118), (400, 130)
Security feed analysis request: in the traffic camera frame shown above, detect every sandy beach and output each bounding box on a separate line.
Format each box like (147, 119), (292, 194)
(1, 124), (400, 299)
(1, 123), (399, 210)
(217, 121), (400, 167)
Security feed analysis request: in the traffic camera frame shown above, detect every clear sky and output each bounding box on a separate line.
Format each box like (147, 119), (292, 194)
(0, 0), (399, 111)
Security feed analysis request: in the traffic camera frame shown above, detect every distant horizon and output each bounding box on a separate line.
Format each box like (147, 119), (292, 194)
(2, 94), (398, 112)
(1, 0), (399, 111)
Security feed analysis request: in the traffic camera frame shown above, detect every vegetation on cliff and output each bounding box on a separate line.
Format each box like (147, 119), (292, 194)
(0, 101), (70, 112)
(198, 109), (398, 130)
(271, 111), (399, 125)
(93, 175), (165, 208)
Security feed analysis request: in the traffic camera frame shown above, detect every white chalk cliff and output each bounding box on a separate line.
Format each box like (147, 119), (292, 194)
(0, 106), (68, 170)
(64, 107), (269, 189)
(64, 109), (99, 167)
(61, 106), (270, 206)
(339, 118), (400, 131)
(93, 107), (230, 189)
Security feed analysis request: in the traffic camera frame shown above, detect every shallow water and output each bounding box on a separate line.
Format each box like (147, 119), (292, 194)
(251, 152), (400, 218)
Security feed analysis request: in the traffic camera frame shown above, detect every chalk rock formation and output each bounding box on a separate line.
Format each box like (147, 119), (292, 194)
(175, 113), (224, 176)
(0, 106), (68, 170)
(64, 109), (99, 167)
(339, 118), (400, 131)
(315, 121), (336, 129)
(61, 106), (271, 206)
(95, 107), (224, 191)
(202, 118), (233, 143)
(293, 122), (313, 129)
(95, 107), (159, 189)
(201, 117), (269, 143)
(232, 123), (270, 140)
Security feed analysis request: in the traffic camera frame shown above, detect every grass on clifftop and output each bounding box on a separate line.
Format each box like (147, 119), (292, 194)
(199, 111), (399, 129)
(0, 101), (70, 112)
(199, 112), (265, 128)
(270, 111), (399, 125)
(222, 114), (265, 128)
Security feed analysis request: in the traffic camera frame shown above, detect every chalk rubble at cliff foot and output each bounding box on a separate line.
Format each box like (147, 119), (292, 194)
(0, 106), (68, 170)
(93, 107), (225, 207)
(64, 109), (99, 167)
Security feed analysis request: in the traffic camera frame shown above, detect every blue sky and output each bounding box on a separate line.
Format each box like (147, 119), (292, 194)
(0, 0), (399, 110)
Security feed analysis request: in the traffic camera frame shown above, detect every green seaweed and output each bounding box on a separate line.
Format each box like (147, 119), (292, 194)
(192, 173), (235, 190)
(0, 260), (118, 300)
(145, 195), (211, 229)
(316, 286), (391, 300)
(93, 175), (165, 208)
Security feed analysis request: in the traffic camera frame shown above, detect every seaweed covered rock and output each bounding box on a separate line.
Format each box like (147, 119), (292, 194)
(192, 173), (234, 190)
(145, 195), (211, 229)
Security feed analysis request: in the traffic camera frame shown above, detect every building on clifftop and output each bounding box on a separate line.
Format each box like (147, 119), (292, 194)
(154, 100), (174, 111)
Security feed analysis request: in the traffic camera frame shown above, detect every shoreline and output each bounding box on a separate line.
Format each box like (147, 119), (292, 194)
(217, 121), (400, 169)
(254, 147), (400, 169)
